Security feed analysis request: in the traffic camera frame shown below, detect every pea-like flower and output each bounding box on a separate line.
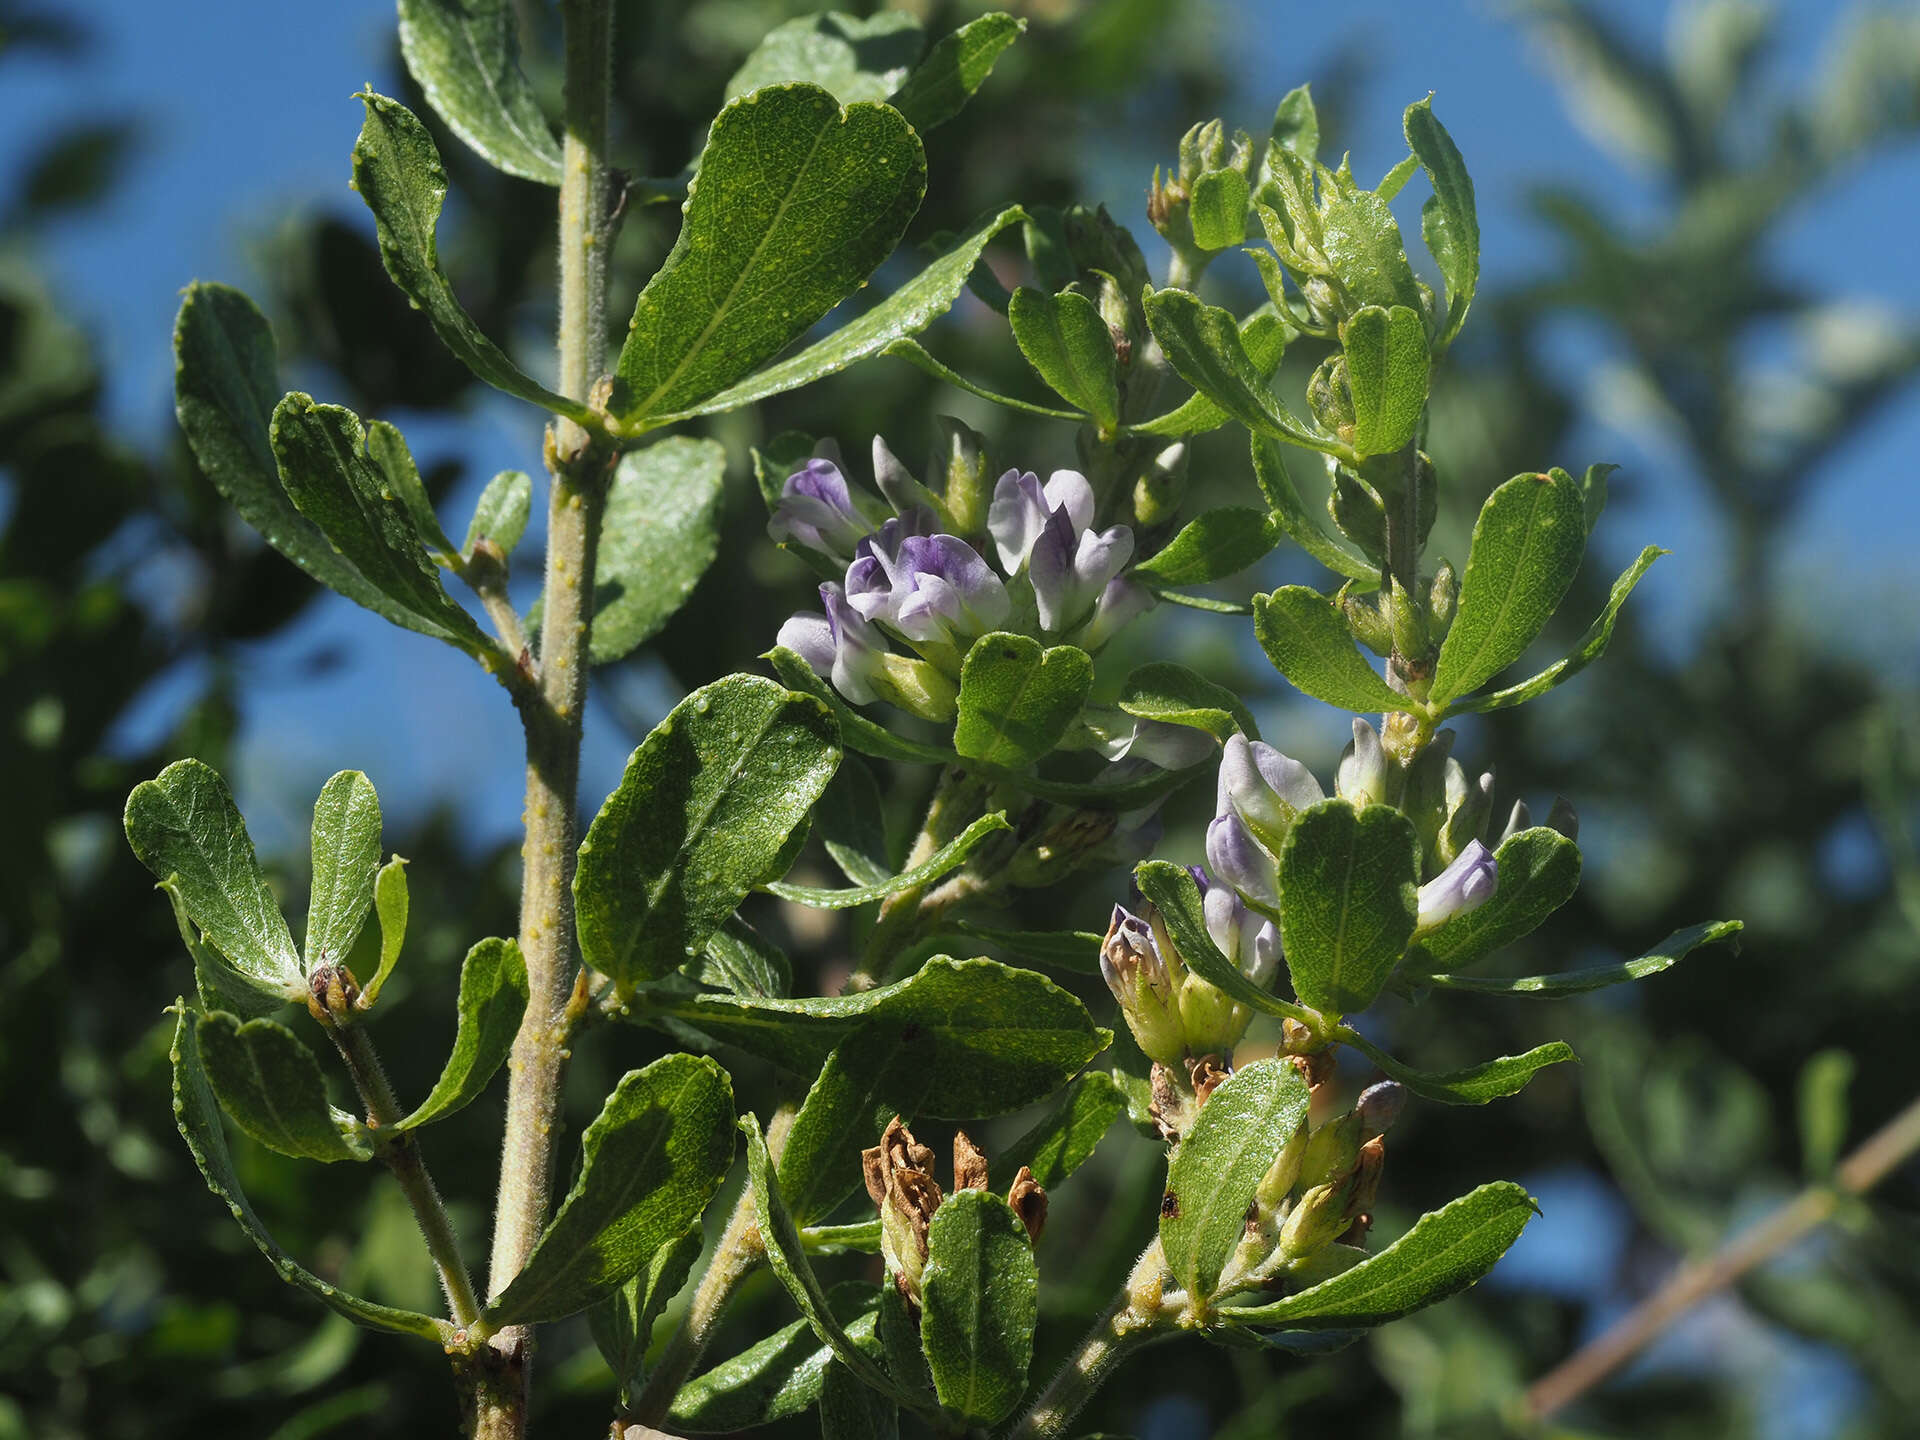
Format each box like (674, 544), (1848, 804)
(776, 582), (885, 705)
(768, 457), (871, 563)
(846, 521), (1010, 646)
(1201, 872), (1280, 987)
(1100, 891), (1258, 1069)
(1217, 733), (1324, 853)
(1414, 838), (1498, 929)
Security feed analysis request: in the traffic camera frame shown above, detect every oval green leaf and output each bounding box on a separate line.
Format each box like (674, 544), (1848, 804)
(1278, 799), (1419, 1015)
(1253, 587), (1410, 716)
(397, 0), (562, 184)
(1134, 507), (1280, 587)
(395, 937), (529, 1129)
(1008, 286), (1120, 430)
(196, 1011), (370, 1162)
(305, 770), (382, 973)
(954, 633), (1094, 769)
(1342, 304), (1429, 458)
(920, 1188), (1038, 1424)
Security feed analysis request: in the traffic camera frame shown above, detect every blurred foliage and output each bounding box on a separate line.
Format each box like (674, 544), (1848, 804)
(2, 1), (1919, 1438)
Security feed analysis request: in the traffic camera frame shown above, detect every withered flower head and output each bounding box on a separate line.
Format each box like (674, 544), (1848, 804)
(1007, 1165), (1048, 1244)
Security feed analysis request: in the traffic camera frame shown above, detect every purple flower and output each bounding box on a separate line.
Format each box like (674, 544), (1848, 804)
(889, 535), (1011, 645)
(1415, 839), (1498, 929)
(768, 459), (870, 561)
(1217, 734), (1325, 853)
(776, 582), (886, 705)
(987, 468), (1095, 573)
(1203, 879), (1280, 986)
(1076, 575), (1156, 651)
(1030, 506), (1135, 634)
(1206, 811), (1280, 911)
(844, 512), (937, 621)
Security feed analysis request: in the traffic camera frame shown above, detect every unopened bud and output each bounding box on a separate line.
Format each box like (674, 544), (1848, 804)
(1299, 1112), (1362, 1190)
(1388, 576), (1428, 660)
(1308, 355), (1356, 441)
(1342, 592), (1394, 657)
(1355, 1081), (1406, 1138)
(1429, 561), (1458, 631)
(1499, 798), (1532, 844)
(1100, 904), (1187, 1067)
(928, 417), (991, 538)
(1546, 795), (1580, 840)
(870, 653), (958, 724)
(1278, 1180), (1350, 1260)
(1329, 468), (1385, 560)
(1336, 718), (1389, 808)
(1178, 118), (1227, 184)
(1256, 1119), (1309, 1209)
(1133, 441), (1188, 528)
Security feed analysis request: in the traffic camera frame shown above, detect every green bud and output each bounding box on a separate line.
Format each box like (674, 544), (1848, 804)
(1387, 576), (1429, 659)
(1400, 728), (1458, 866)
(1440, 764), (1495, 867)
(1299, 1111), (1362, 1190)
(870, 654), (958, 724)
(1175, 968), (1252, 1061)
(1256, 1119), (1309, 1210)
(1307, 355), (1356, 440)
(1329, 468), (1385, 561)
(1278, 1179), (1351, 1261)
(1132, 441), (1188, 528)
(1546, 795), (1580, 840)
(929, 416), (991, 538)
(1342, 590), (1395, 657)
(1178, 118), (1227, 184)
(1429, 560), (1458, 632)
(1099, 904), (1189, 1068)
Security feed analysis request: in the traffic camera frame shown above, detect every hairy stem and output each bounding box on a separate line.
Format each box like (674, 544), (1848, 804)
(1008, 1240), (1173, 1440)
(1527, 1090), (1920, 1420)
(473, 2), (614, 1436)
(323, 1010), (480, 1327)
(626, 1108), (795, 1427)
(851, 766), (990, 989)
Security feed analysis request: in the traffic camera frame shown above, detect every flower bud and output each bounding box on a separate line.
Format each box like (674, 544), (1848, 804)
(1415, 839), (1498, 930)
(1399, 729), (1458, 860)
(1499, 798), (1532, 844)
(1440, 765), (1495, 867)
(1215, 734), (1325, 856)
(1307, 354), (1356, 441)
(1355, 1080), (1406, 1138)
(1429, 561), (1458, 633)
(1342, 591), (1395, 657)
(930, 417), (992, 538)
(1132, 441), (1188, 528)
(869, 652), (959, 724)
(1202, 879), (1280, 988)
(1336, 718), (1389, 808)
(871, 435), (951, 528)
(1299, 1112), (1362, 1190)
(1178, 118), (1228, 184)
(1099, 904), (1187, 1067)
(1546, 795), (1579, 840)
(1206, 813), (1280, 912)
(768, 459), (871, 562)
(1255, 1118), (1309, 1210)
(1278, 1180), (1350, 1261)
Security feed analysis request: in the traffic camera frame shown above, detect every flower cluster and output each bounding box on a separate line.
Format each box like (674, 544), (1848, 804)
(772, 438), (1156, 723)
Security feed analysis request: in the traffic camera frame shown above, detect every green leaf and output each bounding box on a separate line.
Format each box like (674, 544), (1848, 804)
(1798, 1048), (1856, 1180)
(1008, 286), (1120, 430)
(366, 420), (454, 558)
(1336, 1029), (1577, 1105)
(270, 394), (490, 652)
(954, 633), (1094, 769)
(1118, 661), (1259, 742)
(997, 1072), (1124, 1191)
(395, 937), (529, 1129)
(768, 645), (1203, 809)
(1162, 1059), (1311, 1306)
(676, 207), (1026, 422)
(1253, 588), (1409, 715)
(1131, 308), (1288, 438)
(1318, 190), (1422, 314)
(950, 923), (1102, 976)
(1423, 920), (1742, 997)
(351, 92), (587, 420)
(1430, 472), (1588, 706)
(304, 771), (382, 973)
(726, 11), (924, 105)
(396, 0), (561, 184)
(1249, 435), (1377, 584)
(655, 955), (1110, 1120)
(821, 1360), (900, 1439)
(1134, 508), (1279, 588)
(1444, 546), (1665, 716)
(671, 1285), (881, 1432)
(126, 759), (303, 1000)
(695, 917), (792, 999)
(1578, 462), (1615, 533)
(159, 879), (282, 1021)
(1278, 800), (1419, 1015)
(575, 675), (839, 986)
(462, 470), (531, 561)
(589, 1223), (702, 1406)
(172, 283), (429, 629)
(1342, 304), (1429, 458)
(362, 856), (408, 1008)
(168, 1006), (448, 1340)
(778, 1031), (915, 1226)
(1190, 168), (1251, 250)
(1404, 97), (1479, 346)
(195, 1012), (370, 1162)
(767, 812), (1009, 909)
(589, 437), (726, 664)
(1408, 827), (1582, 973)
(1267, 85), (1319, 166)
(887, 13), (1024, 131)
(484, 1054), (736, 1325)
(920, 1188), (1037, 1424)
(744, 1113), (910, 1407)
(1133, 862), (1317, 1028)
(817, 754), (893, 887)
(1220, 1181), (1535, 1329)
(1142, 288), (1338, 455)
(611, 84), (926, 427)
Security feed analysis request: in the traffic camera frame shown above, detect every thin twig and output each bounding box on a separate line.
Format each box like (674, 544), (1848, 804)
(1526, 1090), (1920, 1420)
